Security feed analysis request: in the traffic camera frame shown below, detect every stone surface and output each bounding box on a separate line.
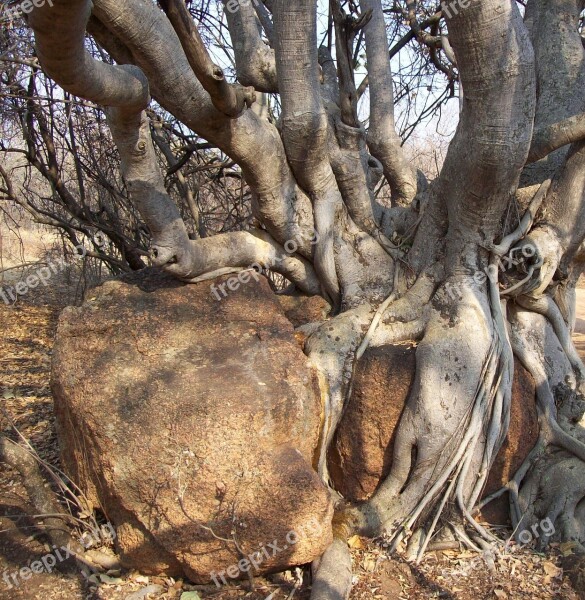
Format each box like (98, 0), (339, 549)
(329, 343), (416, 501)
(277, 294), (331, 328)
(51, 269), (332, 582)
(329, 343), (538, 525)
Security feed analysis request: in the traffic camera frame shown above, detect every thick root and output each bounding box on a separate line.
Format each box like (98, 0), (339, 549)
(336, 275), (513, 557)
(309, 538), (353, 600)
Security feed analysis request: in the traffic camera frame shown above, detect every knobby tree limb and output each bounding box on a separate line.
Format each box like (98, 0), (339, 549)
(159, 0), (256, 118)
(359, 0), (417, 206)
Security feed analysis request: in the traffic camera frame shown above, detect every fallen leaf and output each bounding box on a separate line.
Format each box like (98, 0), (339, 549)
(362, 556), (376, 572)
(348, 535), (365, 549)
(99, 573), (124, 585)
(560, 541), (578, 556)
(180, 593), (202, 600)
(126, 585), (165, 600)
(543, 561), (562, 578)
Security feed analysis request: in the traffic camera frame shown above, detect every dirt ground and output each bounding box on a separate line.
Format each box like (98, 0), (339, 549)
(0, 273), (584, 600)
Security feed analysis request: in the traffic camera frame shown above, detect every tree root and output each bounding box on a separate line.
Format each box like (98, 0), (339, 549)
(307, 262), (439, 486)
(329, 272), (513, 556)
(309, 537), (353, 600)
(0, 435), (119, 574)
(357, 263), (441, 358)
(311, 193), (585, 591)
(516, 294), (585, 382)
(306, 300), (422, 484)
(480, 304), (585, 548)
(0, 435), (74, 552)
(510, 312), (585, 460)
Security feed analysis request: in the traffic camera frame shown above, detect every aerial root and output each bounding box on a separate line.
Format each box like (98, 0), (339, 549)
(403, 336), (507, 562)
(490, 179), (551, 257)
(378, 259), (514, 562)
(478, 433), (547, 528)
(309, 298), (426, 485)
(483, 302), (585, 540)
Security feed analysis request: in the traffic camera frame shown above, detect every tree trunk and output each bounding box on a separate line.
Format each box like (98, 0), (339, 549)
(20, 0), (585, 596)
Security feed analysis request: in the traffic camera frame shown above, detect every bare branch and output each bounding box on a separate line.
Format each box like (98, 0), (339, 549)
(252, 0), (274, 45)
(29, 0), (194, 276)
(330, 0), (369, 128)
(159, 0), (256, 118)
(529, 113), (585, 163)
(359, 0), (417, 206)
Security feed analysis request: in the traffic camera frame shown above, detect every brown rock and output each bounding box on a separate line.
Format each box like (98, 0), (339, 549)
(51, 269), (333, 582)
(481, 361), (538, 525)
(277, 294), (331, 328)
(329, 343), (416, 501)
(329, 343), (538, 525)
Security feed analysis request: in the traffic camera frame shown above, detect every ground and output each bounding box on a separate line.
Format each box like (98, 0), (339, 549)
(0, 267), (583, 600)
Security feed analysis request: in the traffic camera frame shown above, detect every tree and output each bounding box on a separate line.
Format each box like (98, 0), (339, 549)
(13, 0), (585, 596)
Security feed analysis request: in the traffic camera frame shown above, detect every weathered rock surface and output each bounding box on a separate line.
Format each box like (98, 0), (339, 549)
(51, 269), (332, 582)
(276, 294), (331, 328)
(329, 343), (538, 525)
(329, 343), (416, 501)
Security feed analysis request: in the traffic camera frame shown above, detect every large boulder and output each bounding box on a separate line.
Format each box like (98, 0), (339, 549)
(51, 270), (333, 582)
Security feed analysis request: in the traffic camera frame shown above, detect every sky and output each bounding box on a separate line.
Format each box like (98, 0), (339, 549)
(200, 0), (460, 146)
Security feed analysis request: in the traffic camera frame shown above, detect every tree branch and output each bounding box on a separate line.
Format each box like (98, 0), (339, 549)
(359, 0), (417, 206)
(273, 0), (342, 309)
(181, 229), (322, 295)
(529, 113), (585, 163)
(159, 0), (256, 118)
(221, 0), (278, 93)
(252, 0), (274, 45)
(29, 0), (194, 276)
(91, 0), (316, 257)
(436, 0), (536, 265)
(28, 0), (148, 112)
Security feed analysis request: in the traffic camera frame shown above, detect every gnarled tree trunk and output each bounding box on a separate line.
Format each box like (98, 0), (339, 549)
(21, 0), (585, 597)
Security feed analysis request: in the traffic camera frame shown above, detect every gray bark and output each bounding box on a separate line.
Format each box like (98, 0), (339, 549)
(21, 0), (585, 594)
